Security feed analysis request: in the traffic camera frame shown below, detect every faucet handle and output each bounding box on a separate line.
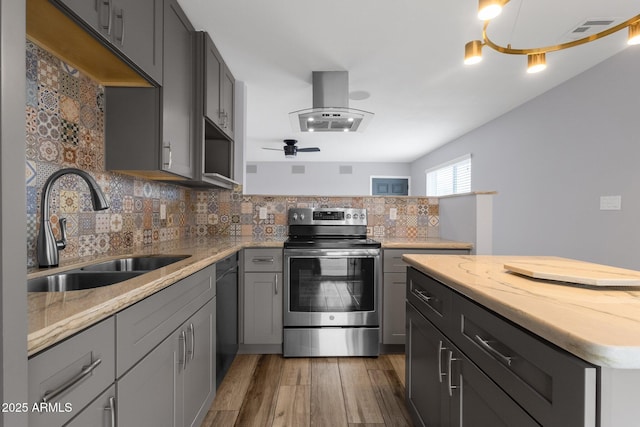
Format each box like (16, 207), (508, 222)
(56, 217), (67, 251)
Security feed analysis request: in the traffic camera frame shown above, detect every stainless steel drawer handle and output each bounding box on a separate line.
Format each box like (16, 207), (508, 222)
(438, 340), (446, 383)
(180, 330), (187, 369)
(413, 289), (433, 304)
(104, 396), (116, 427)
(188, 323), (195, 362)
(447, 350), (459, 397)
(41, 358), (102, 403)
(274, 274), (278, 295)
(252, 257), (274, 263)
(474, 334), (513, 367)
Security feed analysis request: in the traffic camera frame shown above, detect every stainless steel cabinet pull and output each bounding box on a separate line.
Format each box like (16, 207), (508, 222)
(274, 274), (278, 295)
(163, 142), (172, 169)
(447, 350), (459, 397)
(179, 330), (187, 369)
(413, 288), (432, 304)
(252, 257), (274, 264)
(104, 396), (116, 427)
(474, 334), (513, 367)
(115, 9), (125, 46)
(100, 0), (112, 34)
(188, 323), (195, 362)
(42, 358), (102, 403)
(437, 340), (446, 383)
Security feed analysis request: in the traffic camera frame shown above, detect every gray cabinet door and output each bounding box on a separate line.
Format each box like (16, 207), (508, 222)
(65, 385), (116, 427)
(383, 272), (406, 344)
(406, 302), (448, 427)
(162, 0), (195, 178)
(220, 63), (235, 139)
(114, 0), (163, 83)
(244, 272), (283, 345)
(183, 298), (216, 427)
(117, 330), (181, 427)
(53, 0), (101, 29)
(204, 35), (222, 126)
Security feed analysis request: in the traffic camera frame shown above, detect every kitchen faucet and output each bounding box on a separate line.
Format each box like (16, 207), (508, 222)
(37, 168), (109, 267)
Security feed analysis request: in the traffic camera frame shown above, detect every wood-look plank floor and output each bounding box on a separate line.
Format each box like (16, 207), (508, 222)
(201, 354), (412, 427)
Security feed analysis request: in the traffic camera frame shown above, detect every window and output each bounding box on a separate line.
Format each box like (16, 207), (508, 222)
(425, 154), (471, 196)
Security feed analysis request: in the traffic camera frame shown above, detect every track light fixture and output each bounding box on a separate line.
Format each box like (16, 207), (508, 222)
(465, 0), (640, 74)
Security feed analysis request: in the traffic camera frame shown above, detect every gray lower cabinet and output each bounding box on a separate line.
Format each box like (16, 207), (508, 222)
(382, 248), (470, 345)
(243, 248), (283, 346)
(27, 317), (115, 427)
(51, 0), (163, 83)
(116, 264), (216, 427)
(406, 266), (597, 427)
(407, 303), (539, 427)
(117, 298), (215, 427)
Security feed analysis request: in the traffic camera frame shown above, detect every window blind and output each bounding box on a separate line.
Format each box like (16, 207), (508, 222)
(426, 154), (471, 196)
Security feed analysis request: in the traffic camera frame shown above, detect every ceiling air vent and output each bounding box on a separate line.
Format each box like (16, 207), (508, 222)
(564, 18), (619, 40)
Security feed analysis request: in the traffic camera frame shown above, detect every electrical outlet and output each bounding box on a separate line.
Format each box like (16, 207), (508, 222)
(389, 207), (397, 220)
(600, 195), (621, 210)
(259, 207), (268, 219)
(160, 203), (167, 219)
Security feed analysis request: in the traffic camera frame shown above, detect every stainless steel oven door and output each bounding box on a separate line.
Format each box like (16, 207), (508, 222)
(283, 248), (381, 327)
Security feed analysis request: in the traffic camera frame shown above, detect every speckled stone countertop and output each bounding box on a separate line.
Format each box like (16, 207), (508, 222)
(403, 254), (640, 369)
(27, 236), (471, 356)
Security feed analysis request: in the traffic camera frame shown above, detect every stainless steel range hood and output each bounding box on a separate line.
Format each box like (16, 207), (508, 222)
(289, 71), (374, 133)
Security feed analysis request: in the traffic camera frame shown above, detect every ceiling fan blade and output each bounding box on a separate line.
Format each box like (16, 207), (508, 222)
(298, 147), (321, 152)
(262, 147), (283, 151)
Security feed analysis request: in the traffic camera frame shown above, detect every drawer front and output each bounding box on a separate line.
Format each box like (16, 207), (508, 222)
(406, 267), (453, 333)
(244, 248), (283, 272)
(28, 317), (115, 427)
(384, 248), (470, 273)
(116, 265), (215, 377)
(453, 294), (596, 427)
(65, 384), (116, 427)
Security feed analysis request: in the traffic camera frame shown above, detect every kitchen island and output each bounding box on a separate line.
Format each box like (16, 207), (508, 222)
(403, 254), (640, 427)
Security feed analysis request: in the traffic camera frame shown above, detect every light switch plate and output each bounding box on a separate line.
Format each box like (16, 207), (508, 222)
(259, 207), (268, 219)
(160, 203), (167, 219)
(600, 195), (621, 210)
(389, 207), (397, 220)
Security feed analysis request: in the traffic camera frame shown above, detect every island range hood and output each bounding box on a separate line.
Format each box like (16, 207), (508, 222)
(289, 71), (374, 133)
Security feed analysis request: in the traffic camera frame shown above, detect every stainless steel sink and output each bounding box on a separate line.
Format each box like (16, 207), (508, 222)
(27, 271), (144, 292)
(28, 255), (191, 292)
(79, 255), (191, 272)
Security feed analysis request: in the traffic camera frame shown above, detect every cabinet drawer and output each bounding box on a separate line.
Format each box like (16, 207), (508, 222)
(453, 294), (596, 427)
(65, 384), (116, 427)
(28, 317), (115, 427)
(384, 249), (469, 272)
(244, 248), (283, 272)
(116, 265), (215, 377)
(406, 267), (453, 333)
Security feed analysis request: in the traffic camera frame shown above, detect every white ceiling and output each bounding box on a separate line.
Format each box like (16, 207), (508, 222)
(179, 0), (638, 163)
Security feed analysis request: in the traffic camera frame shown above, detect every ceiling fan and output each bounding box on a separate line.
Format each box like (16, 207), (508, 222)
(263, 139), (320, 158)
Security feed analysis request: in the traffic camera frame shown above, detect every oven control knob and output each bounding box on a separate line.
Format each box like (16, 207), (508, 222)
(360, 213), (366, 220)
(346, 214), (351, 219)
(329, 315), (335, 320)
(300, 213), (305, 220)
(293, 213), (298, 221)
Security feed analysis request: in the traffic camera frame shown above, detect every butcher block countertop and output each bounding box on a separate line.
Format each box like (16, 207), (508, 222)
(402, 254), (640, 369)
(27, 236), (470, 356)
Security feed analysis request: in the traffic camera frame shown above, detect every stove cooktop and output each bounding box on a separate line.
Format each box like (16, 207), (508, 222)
(284, 237), (381, 249)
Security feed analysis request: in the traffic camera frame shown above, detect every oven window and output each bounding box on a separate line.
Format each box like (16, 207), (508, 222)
(289, 257), (375, 312)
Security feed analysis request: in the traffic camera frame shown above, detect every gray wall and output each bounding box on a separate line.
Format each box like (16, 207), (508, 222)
(411, 47), (640, 269)
(245, 162), (411, 196)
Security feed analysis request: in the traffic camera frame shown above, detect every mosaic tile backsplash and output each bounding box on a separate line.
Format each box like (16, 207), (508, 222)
(25, 41), (439, 268)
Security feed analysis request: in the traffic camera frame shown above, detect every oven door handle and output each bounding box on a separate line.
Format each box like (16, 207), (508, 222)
(284, 249), (380, 257)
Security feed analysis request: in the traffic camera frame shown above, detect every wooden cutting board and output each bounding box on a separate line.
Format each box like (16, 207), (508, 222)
(504, 259), (640, 287)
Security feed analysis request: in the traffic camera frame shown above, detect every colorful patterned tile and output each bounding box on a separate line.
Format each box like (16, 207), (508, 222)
(59, 95), (79, 123)
(60, 119), (79, 145)
(37, 109), (60, 140)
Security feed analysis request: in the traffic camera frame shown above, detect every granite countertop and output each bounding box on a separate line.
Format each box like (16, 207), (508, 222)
(402, 254), (640, 369)
(28, 236), (470, 356)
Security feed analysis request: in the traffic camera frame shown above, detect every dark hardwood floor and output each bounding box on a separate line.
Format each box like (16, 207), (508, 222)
(201, 354), (412, 427)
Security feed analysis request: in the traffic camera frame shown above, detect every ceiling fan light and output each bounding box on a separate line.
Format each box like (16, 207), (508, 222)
(628, 21), (640, 45)
(464, 40), (483, 65)
(477, 0), (506, 21)
(527, 53), (547, 73)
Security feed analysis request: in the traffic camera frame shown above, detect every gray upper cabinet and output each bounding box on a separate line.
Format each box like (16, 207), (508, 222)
(204, 34), (235, 140)
(51, 0), (163, 84)
(105, 0), (195, 180)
